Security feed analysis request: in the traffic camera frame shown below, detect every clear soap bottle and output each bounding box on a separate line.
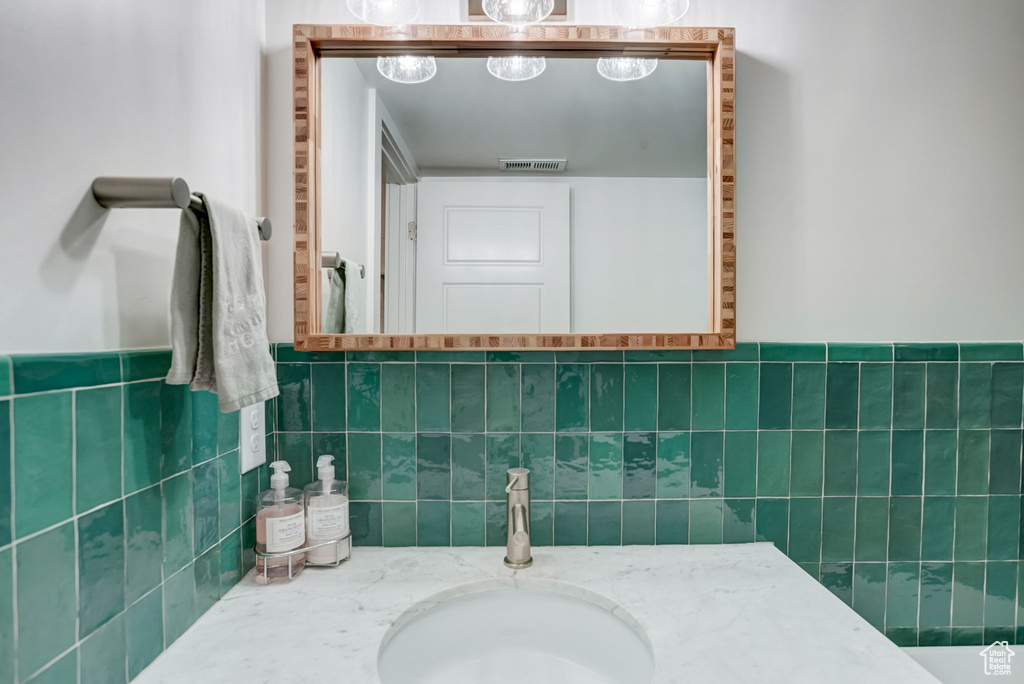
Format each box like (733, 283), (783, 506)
(304, 455), (351, 565)
(255, 461), (306, 584)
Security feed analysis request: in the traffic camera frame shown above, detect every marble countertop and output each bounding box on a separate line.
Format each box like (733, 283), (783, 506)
(135, 544), (940, 684)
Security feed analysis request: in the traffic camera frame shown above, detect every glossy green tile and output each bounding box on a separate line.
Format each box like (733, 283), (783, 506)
(827, 344), (893, 362)
(690, 432), (723, 498)
(622, 500), (656, 545)
(918, 628), (951, 647)
(825, 363), (859, 429)
(821, 497), (855, 562)
(989, 430), (1022, 494)
(921, 497), (955, 561)
(624, 364), (658, 431)
(554, 435), (588, 499)
(451, 502), (485, 546)
(623, 433), (655, 499)
(723, 431), (756, 497)
(27, 649), (78, 684)
(190, 391), (218, 465)
(823, 431), (857, 496)
(693, 343), (759, 362)
(895, 343), (958, 362)
(219, 529), (242, 593)
(276, 363), (311, 431)
(555, 364), (589, 432)
(72, 386), (121, 514)
(691, 363), (724, 430)
(531, 501), (554, 547)
(121, 349), (171, 382)
(919, 563), (954, 627)
(554, 502), (588, 545)
(957, 430), (990, 495)
(655, 432), (689, 499)
(350, 502), (382, 545)
(277, 431), (312, 487)
(984, 562), (1017, 626)
(761, 343), (825, 362)
(348, 351), (414, 362)
(161, 472), (194, 580)
(417, 434), (451, 500)
(218, 450), (240, 537)
(858, 363), (893, 429)
(951, 627), (984, 647)
(487, 351), (553, 363)
(240, 467), (260, 522)
(952, 562), (986, 626)
(78, 501), (125, 638)
(589, 433), (622, 500)
(522, 433), (554, 500)
(790, 431), (824, 496)
(216, 408), (239, 456)
(80, 615), (126, 684)
(886, 627), (918, 647)
(821, 563), (853, 605)
(312, 432), (346, 480)
(657, 363), (690, 431)
(383, 502), (417, 546)
(486, 434), (520, 501)
(588, 501), (621, 546)
(958, 363), (991, 429)
(413, 364), (450, 433)
(590, 364), (624, 431)
(758, 363), (791, 430)
(486, 364), (520, 432)
(382, 434), (417, 501)
(0, 403), (8, 549)
(954, 497), (988, 560)
(893, 363), (926, 428)
(723, 498), (756, 544)
(787, 498), (822, 562)
(888, 496), (922, 561)
(886, 562), (921, 627)
(856, 431), (890, 496)
(126, 587), (163, 679)
(192, 459), (219, 555)
(854, 498), (889, 561)
(891, 430), (924, 495)
(160, 383), (191, 479)
(417, 351), (484, 363)
(724, 363), (758, 430)
(521, 364), (555, 432)
(961, 343), (1023, 362)
(17, 523), (76, 677)
(557, 351), (623, 363)
(924, 430), (958, 495)
(689, 499), (723, 544)
(310, 363), (347, 431)
(11, 352), (120, 394)
(792, 363), (826, 429)
(655, 500), (688, 544)
(123, 382), (162, 495)
(14, 392), (72, 537)
(0, 356), (9, 398)
(756, 431), (790, 497)
(625, 350), (691, 362)
(276, 344), (345, 362)
(926, 363), (958, 429)
(485, 502), (506, 547)
(992, 363), (1024, 428)
(986, 496), (1019, 560)
(348, 433), (382, 500)
(347, 363), (381, 431)
(0, 548), (10, 684)
(194, 544), (222, 612)
(451, 434), (485, 501)
(853, 563), (887, 628)
(418, 501), (451, 546)
(451, 364), (486, 433)
(755, 499), (788, 553)
(163, 563), (196, 647)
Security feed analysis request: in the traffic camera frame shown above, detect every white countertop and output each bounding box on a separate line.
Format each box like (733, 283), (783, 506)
(136, 544), (940, 684)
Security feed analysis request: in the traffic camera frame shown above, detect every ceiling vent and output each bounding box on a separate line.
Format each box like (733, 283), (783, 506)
(499, 158), (568, 172)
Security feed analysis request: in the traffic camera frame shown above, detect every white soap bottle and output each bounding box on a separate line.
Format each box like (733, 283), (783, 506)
(255, 461), (306, 584)
(304, 455), (351, 565)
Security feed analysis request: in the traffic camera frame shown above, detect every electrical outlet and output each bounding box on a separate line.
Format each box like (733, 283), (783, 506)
(239, 402), (266, 473)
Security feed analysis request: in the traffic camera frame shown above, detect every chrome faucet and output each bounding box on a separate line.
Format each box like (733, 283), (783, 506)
(504, 468), (532, 569)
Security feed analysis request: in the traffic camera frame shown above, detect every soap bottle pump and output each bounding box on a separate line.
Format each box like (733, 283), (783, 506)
(304, 455), (351, 565)
(255, 460), (306, 584)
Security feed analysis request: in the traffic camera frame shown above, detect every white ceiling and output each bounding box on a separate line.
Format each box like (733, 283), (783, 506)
(347, 57), (708, 178)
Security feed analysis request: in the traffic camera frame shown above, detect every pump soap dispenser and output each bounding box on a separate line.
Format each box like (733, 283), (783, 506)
(304, 455), (351, 565)
(255, 460), (306, 584)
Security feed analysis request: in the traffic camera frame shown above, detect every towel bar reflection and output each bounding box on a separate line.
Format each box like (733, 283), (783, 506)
(322, 252), (365, 279)
(91, 177), (272, 241)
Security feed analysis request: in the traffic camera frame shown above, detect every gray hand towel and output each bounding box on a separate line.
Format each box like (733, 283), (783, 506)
(324, 268), (346, 334)
(167, 194), (279, 412)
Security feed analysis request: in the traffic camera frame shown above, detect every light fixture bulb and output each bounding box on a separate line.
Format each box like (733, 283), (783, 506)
(346, 0), (420, 26)
(487, 56), (546, 81)
(608, 0), (690, 28)
(377, 55), (436, 84)
(596, 57), (659, 82)
(482, 0), (554, 27)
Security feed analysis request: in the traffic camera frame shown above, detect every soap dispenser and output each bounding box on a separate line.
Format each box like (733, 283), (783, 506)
(304, 455), (351, 565)
(255, 460), (306, 584)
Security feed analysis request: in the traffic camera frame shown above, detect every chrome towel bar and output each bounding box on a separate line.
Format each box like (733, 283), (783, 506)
(91, 176), (272, 241)
(322, 251), (365, 279)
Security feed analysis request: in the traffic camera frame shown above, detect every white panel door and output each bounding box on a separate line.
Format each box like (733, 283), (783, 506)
(416, 182), (570, 334)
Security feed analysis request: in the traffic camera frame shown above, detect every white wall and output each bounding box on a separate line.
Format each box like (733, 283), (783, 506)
(263, 0), (1024, 342)
(0, 0), (266, 353)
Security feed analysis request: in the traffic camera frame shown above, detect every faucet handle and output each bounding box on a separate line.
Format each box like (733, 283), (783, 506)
(504, 467), (530, 493)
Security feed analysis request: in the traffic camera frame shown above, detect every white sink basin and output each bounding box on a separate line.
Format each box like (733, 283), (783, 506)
(377, 580), (655, 684)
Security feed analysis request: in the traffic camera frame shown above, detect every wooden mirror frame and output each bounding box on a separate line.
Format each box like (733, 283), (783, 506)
(293, 24), (735, 351)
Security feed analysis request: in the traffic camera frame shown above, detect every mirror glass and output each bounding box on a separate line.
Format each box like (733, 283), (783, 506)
(319, 55), (709, 335)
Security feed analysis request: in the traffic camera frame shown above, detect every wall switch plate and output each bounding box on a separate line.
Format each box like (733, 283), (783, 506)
(239, 402), (266, 473)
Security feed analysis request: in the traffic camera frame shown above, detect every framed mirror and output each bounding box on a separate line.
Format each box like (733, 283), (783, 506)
(293, 24), (734, 351)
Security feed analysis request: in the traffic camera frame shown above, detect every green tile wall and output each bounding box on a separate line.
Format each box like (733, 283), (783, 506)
(0, 351), (256, 684)
(272, 342), (1024, 648)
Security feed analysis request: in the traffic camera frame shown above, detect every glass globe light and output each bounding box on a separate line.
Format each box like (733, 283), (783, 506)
(482, 0), (554, 28)
(608, 0), (690, 28)
(377, 55), (437, 84)
(347, 0), (420, 26)
(487, 56), (546, 81)
(597, 57), (659, 82)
